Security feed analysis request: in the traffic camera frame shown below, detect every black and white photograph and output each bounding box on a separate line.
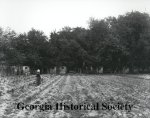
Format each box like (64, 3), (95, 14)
(0, 0), (150, 117)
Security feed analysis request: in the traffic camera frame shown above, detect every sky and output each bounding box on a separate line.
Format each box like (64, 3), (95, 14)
(0, 0), (150, 36)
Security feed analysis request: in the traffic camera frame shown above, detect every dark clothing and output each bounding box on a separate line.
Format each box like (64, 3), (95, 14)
(36, 73), (41, 86)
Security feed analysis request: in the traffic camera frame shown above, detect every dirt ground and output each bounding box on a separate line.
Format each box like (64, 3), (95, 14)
(0, 74), (150, 118)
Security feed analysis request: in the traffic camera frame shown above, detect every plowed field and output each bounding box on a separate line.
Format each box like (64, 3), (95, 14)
(0, 74), (150, 118)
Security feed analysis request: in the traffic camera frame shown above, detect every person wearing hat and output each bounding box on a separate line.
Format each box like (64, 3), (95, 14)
(36, 69), (41, 86)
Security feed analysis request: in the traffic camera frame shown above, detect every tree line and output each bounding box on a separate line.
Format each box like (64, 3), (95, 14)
(1, 11), (150, 73)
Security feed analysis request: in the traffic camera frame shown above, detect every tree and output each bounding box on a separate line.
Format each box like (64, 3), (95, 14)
(115, 11), (150, 72)
(26, 29), (49, 71)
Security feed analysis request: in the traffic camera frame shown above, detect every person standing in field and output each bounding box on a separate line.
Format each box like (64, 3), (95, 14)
(36, 69), (41, 86)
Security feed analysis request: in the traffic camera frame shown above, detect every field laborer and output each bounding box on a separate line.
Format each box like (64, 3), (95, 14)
(36, 69), (41, 86)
